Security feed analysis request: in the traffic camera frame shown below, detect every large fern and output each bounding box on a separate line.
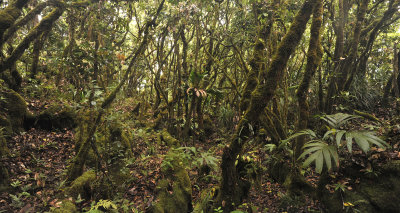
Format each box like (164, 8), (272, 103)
(289, 113), (389, 173)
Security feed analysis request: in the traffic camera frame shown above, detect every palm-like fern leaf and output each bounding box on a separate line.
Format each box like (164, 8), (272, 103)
(321, 113), (361, 129)
(299, 141), (339, 173)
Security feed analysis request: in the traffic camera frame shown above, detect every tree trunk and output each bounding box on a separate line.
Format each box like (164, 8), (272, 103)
(294, 0), (323, 160)
(215, 0), (316, 211)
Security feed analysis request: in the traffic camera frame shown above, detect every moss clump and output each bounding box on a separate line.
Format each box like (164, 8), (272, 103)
(50, 200), (78, 213)
(151, 151), (192, 213)
(36, 104), (76, 130)
(0, 88), (28, 133)
(65, 170), (96, 200)
(158, 130), (179, 147)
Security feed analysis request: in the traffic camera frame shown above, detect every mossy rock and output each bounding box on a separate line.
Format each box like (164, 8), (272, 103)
(158, 130), (179, 147)
(65, 170), (96, 200)
(0, 88), (28, 133)
(36, 104), (76, 130)
(321, 160), (400, 212)
(50, 200), (78, 213)
(151, 151), (192, 213)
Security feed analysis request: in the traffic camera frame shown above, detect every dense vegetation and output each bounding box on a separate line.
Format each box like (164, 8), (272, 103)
(1, 0), (400, 212)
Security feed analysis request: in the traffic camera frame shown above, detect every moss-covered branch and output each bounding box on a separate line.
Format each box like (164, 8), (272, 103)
(0, 6), (65, 74)
(0, 0), (29, 41)
(0, 0), (52, 48)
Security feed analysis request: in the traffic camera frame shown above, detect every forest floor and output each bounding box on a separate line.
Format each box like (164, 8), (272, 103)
(1, 99), (400, 212)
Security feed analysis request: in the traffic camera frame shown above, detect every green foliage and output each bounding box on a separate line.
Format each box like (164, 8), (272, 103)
(87, 199), (117, 212)
(217, 105), (235, 130)
(286, 113), (389, 173)
(175, 147), (219, 173)
(189, 71), (206, 87)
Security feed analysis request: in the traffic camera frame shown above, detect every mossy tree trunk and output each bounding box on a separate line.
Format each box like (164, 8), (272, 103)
(215, 0), (316, 211)
(294, 0), (323, 160)
(324, 0), (347, 113)
(0, 0), (51, 49)
(0, 0), (30, 43)
(335, 0), (368, 92)
(30, 29), (50, 79)
(239, 0), (279, 114)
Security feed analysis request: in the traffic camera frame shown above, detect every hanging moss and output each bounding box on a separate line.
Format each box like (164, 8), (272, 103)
(151, 151), (192, 213)
(65, 170), (96, 200)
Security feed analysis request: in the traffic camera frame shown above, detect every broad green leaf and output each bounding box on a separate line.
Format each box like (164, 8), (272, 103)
(353, 133), (369, 153)
(345, 132), (354, 152)
(336, 130), (346, 147)
(303, 151), (321, 168)
(315, 151), (324, 173)
(323, 148), (332, 171)
(328, 146), (339, 167)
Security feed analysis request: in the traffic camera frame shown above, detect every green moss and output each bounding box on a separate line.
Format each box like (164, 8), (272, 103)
(0, 7), (20, 31)
(51, 200), (78, 213)
(158, 130), (179, 147)
(321, 161), (400, 212)
(151, 151), (192, 213)
(65, 170), (96, 200)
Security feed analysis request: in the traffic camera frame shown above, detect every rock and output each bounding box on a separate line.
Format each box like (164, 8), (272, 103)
(0, 88), (28, 133)
(321, 160), (400, 212)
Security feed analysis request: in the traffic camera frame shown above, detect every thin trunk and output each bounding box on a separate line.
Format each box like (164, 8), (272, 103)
(295, 0), (323, 159)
